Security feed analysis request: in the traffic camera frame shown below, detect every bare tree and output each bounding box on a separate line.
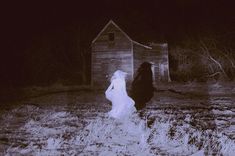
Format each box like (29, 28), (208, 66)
(199, 40), (227, 78)
(170, 37), (235, 82)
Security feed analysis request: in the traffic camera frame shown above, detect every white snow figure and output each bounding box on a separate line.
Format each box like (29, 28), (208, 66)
(105, 70), (136, 119)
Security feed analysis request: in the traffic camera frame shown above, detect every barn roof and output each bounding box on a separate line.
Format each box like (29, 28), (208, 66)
(92, 20), (152, 49)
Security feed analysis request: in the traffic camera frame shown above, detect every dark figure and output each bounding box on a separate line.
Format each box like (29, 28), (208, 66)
(130, 62), (154, 110)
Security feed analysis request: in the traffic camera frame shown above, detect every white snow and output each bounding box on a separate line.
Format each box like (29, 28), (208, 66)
(2, 83), (235, 155)
(4, 108), (235, 156)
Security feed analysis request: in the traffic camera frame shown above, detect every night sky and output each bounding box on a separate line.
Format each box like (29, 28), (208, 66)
(1, 0), (235, 86)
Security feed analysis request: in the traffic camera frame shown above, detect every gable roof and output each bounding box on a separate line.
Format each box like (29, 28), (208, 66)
(92, 20), (152, 49)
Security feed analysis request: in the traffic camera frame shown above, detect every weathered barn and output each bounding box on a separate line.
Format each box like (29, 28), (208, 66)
(91, 20), (170, 87)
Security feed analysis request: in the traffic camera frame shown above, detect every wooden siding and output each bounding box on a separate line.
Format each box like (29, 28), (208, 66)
(91, 20), (170, 87)
(133, 43), (170, 84)
(92, 51), (132, 87)
(151, 44), (170, 82)
(91, 22), (133, 87)
(92, 23), (132, 51)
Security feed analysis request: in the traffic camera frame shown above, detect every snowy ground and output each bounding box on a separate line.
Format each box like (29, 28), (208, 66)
(0, 82), (235, 155)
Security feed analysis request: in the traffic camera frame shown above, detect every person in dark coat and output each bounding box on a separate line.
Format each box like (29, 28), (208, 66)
(130, 62), (154, 111)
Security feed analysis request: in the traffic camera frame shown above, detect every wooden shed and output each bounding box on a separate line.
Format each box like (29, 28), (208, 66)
(91, 20), (170, 87)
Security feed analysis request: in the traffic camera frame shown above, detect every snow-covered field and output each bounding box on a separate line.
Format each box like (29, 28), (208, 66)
(0, 83), (235, 155)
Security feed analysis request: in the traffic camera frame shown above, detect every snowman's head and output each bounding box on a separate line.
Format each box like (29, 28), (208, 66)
(111, 70), (127, 81)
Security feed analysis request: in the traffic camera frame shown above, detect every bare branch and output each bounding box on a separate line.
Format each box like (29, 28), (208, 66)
(199, 40), (228, 78)
(223, 48), (235, 68)
(206, 72), (221, 78)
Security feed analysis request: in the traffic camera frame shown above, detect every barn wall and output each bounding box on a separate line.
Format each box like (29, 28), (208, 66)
(133, 43), (170, 84)
(133, 44), (160, 83)
(151, 44), (170, 82)
(91, 23), (133, 87)
(133, 44), (148, 77)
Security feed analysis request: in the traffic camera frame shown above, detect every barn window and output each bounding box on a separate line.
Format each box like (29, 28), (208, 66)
(108, 33), (115, 41)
